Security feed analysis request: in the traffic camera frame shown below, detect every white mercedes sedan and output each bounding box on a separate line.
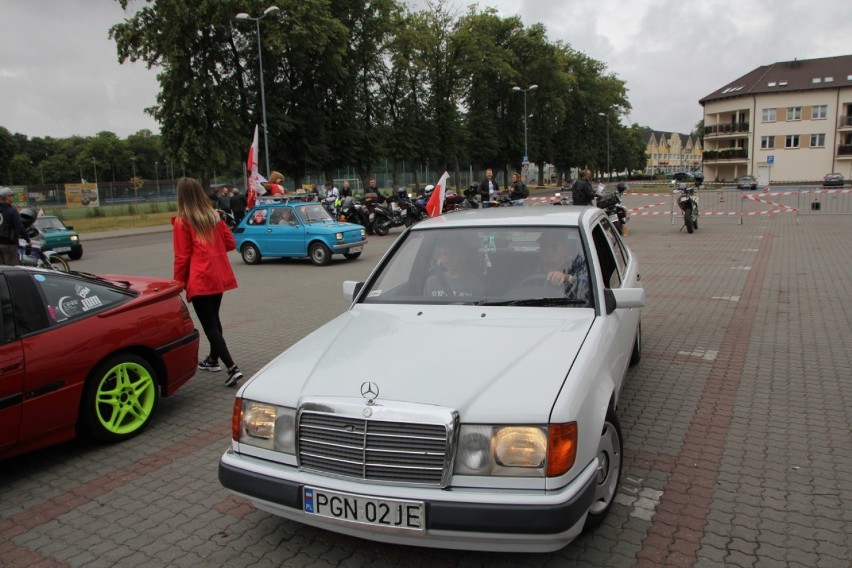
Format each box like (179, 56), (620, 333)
(219, 206), (645, 553)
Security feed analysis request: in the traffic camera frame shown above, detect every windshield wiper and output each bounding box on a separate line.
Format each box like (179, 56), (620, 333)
(475, 297), (589, 307)
(68, 270), (132, 289)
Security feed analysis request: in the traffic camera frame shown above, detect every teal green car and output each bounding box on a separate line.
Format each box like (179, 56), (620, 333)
(34, 216), (84, 260)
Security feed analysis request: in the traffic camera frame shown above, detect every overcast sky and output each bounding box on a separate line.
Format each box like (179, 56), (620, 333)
(1, 0), (851, 140)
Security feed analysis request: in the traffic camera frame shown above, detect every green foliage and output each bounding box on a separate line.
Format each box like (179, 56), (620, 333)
(148, 201), (161, 214)
(85, 207), (107, 218)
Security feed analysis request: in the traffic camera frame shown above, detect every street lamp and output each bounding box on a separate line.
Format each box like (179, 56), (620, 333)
(130, 156), (137, 179)
(155, 161), (160, 191)
(92, 157), (98, 187)
(236, 5), (279, 180)
(512, 84), (538, 176)
(598, 112), (610, 180)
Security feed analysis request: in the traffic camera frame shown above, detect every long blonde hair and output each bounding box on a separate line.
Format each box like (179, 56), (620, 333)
(176, 177), (217, 242)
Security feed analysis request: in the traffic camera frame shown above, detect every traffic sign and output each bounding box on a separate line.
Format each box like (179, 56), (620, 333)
(767, 155), (775, 165)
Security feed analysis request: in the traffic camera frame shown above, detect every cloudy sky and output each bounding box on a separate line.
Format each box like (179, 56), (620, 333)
(1, 0), (851, 139)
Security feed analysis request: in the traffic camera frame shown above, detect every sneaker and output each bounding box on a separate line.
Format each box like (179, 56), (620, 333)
(225, 367), (243, 387)
(198, 358), (221, 372)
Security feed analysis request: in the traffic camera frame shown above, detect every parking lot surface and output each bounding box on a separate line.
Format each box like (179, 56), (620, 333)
(1, 207), (850, 567)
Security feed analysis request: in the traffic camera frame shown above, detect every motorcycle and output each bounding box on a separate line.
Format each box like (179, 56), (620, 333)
(596, 183), (630, 236)
(399, 194), (429, 227)
(338, 196), (369, 229)
(675, 182), (699, 233)
(461, 184), (480, 209)
(551, 192), (571, 206)
(19, 235), (70, 272)
(370, 194), (406, 236)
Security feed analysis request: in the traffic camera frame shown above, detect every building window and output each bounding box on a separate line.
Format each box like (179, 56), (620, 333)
(785, 135), (800, 149)
(762, 108), (776, 122)
(810, 133), (826, 147)
(786, 107), (802, 121)
(812, 105), (827, 120)
(761, 136), (775, 149)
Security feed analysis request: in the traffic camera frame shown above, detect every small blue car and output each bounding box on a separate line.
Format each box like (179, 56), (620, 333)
(234, 197), (367, 266)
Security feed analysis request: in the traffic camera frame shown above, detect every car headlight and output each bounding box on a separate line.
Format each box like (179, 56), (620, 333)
(335, 232), (344, 241)
(360, 229), (366, 237)
(232, 398), (296, 454)
(70, 235), (79, 242)
(454, 423), (576, 477)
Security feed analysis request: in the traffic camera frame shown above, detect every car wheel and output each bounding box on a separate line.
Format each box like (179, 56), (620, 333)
(310, 242), (332, 266)
(241, 243), (261, 265)
(583, 409), (623, 530)
(68, 249), (83, 260)
(82, 354), (158, 443)
(343, 251), (362, 260)
(630, 322), (642, 366)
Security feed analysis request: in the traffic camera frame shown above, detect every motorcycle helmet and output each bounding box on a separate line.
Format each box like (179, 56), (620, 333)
(616, 182), (628, 193)
(19, 208), (37, 228)
(424, 184), (434, 195)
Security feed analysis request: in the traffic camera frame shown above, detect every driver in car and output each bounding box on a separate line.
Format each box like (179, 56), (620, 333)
(536, 231), (590, 302)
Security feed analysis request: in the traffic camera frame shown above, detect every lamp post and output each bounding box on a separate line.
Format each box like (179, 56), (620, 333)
(236, 5), (279, 180)
(155, 161), (160, 191)
(512, 84), (538, 173)
(598, 112), (610, 180)
(130, 156), (136, 179)
(92, 157), (98, 188)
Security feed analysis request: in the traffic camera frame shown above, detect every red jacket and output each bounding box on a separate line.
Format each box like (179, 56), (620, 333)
(172, 216), (238, 301)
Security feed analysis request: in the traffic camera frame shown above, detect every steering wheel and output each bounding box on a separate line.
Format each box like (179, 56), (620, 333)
(518, 274), (550, 287)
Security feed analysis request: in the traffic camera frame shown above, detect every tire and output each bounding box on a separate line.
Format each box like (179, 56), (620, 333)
(343, 251), (362, 260)
(241, 243), (262, 265)
(309, 242), (332, 266)
(48, 254), (70, 272)
(630, 322), (642, 366)
(583, 409), (623, 531)
(693, 211), (698, 230)
(373, 220), (390, 236)
(684, 211), (694, 233)
(68, 248), (83, 260)
(82, 354), (159, 443)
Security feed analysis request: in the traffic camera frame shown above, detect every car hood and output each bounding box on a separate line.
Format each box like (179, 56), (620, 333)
(240, 304), (595, 423)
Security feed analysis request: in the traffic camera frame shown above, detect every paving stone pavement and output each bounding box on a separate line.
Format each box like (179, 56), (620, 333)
(1, 205), (850, 567)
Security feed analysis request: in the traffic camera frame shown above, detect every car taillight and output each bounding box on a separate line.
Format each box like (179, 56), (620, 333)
(180, 300), (191, 320)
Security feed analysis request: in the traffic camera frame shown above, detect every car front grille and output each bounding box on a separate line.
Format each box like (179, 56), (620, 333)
(297, 409), (453, 487)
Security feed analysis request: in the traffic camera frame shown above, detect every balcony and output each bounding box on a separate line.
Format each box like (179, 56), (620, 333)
(839, 116), (852, 130)
(837, 144), (852, 159)
(703, 148), (748, 163)
(704, 123), (750, 137)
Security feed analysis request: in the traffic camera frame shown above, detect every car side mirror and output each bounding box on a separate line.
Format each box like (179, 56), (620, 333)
(66, 226), (74, 231)
(603, 287), (646, 314)
(343, 280), (364, 302)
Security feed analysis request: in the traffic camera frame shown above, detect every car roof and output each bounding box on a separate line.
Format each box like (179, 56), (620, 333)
(409, 206), (593, 231)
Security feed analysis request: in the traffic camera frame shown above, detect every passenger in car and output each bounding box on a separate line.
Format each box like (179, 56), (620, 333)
(423, 239), (483, 299)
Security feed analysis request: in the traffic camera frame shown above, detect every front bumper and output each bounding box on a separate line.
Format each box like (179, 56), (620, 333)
(330, 239), (367, 252)
(218, 449), (597, 552)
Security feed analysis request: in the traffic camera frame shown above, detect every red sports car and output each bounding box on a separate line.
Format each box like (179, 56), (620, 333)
(0, 266), (199, 460)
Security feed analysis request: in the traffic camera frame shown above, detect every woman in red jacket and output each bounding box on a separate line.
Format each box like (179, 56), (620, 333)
(173, 177), (243, 387)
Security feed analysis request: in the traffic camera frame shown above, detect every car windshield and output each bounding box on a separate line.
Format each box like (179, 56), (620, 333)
(297, 204), (333, 224)
(361, 227), (592, 307)
(35, 217), (68, 231)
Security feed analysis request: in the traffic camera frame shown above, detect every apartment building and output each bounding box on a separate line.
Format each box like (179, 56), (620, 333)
(643, 130), (702, 175)
(700, 54), (852, 184)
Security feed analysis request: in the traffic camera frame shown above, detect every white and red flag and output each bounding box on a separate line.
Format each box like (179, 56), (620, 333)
(425, 171), (450, 217)
(246, 125), (266, 209)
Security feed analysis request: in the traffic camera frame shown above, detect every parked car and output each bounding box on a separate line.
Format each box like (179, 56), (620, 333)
(668, 171), (695, 182)
(33, 215), (83, 260)
(219, 206), (645, 552)
(736, 175), (758, 190)
(0, 267), (199, 460)
(823, 173), (844, 187)
(233, 197), (367, 266)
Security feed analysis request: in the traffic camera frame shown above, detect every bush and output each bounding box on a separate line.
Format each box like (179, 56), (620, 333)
(85, 207), (106, 218)
(148, 201), (161, 214)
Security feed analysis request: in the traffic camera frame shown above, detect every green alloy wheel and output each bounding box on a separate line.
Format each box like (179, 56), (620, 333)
(83, 354), (158, 442)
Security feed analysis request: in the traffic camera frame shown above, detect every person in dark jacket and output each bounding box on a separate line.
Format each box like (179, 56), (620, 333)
(478, 168), (499, 207)
(508, 171), (529, 201)
(229, 188), (247, 224)
(571, 169), (596, 206)
(0, 187), (32, 265)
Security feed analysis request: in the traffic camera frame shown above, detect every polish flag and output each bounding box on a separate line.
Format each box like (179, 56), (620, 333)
(246, 125), (266, 209)
(426, 171), (450, 217)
